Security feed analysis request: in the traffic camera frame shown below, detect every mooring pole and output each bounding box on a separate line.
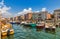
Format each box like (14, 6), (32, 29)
(0, 11), (2, 39)
(0, 20), (1, 39)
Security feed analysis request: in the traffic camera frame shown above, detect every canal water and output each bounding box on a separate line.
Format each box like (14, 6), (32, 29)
(1, 24), (60, 39)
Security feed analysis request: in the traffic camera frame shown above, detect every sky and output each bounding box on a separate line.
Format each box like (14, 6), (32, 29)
(0, 0), (60, 17)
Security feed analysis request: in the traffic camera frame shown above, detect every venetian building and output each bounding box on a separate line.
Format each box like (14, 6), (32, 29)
(54, 9), (60, 26)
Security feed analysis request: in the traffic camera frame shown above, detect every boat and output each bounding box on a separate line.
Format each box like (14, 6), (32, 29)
(45, 24), (56, 31)
(21, 21), (36, 27)
(16, 22), (20, 24)
(51, 26), (56, 31)
(1, 23), (14, 36)
(23, 22), (36, 27)
(20, 21), (27, 25)
(23, 23), (31, 26)
(29, 23), (36, 27)
(36, 22), (45, 29)
(10, 21), (16, 24)
(1, 29), (14, 36)
(22, 22), (36, 27)
(45, 26), (50, 30)
(1, 18), (14, 36)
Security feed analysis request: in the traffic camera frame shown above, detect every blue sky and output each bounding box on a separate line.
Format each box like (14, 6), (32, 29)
(0, 0), (60, 15)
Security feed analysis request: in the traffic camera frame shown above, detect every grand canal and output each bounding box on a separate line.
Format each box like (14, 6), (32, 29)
(1, 24), (60, 39)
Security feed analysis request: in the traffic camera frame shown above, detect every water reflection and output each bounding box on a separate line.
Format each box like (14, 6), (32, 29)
(45, 30), (56, 35)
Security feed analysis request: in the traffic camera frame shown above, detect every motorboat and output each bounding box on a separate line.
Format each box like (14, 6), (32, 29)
(1, 23), (14, 36)
(1, 18), (14, 36)
(45, 24), (56, 31)
(36, 22), (45, 29)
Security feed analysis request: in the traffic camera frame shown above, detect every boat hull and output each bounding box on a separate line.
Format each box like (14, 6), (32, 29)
(23, 23), (36, 27)
(10, 22), (16, 24)
(10, 29), (14, 35)
(45, 28), (55, 31)
(2, 29), (14, 36)
(30, 24), (36, 27)
(1, 31), (7, 36)
(16, 22), (20, 24)
(36, 26), (45, 29)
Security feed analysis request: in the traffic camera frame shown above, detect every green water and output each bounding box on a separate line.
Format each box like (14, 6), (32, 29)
(1, 24), (60, 39)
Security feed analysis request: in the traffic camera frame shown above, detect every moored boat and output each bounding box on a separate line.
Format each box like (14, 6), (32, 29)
(20, 21), (27, 25)
(45, 26), (50, 30)
(23, 22), (36, 27)
(51, 26), (56, 31)
(45, 25), (56, 31)
(1, 24), (14, 36)
(1, 29), (14, 36)
(36, 22), (45, 29)
(23, 23), (30, 26)
(16, 22), (20, 24)
(10, 21), (16, 24)
(1, 18), (14, 36)
(29, 23), (36, 27)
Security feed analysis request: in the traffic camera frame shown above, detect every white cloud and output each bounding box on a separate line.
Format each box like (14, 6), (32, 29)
(41, 8), (46, 11)
(17, 8), (32, 16)
(0, 0), (12, 18)
(23, 9), (27, 11)
(0, 5), (11, 13)
(28, 8), (32, 11)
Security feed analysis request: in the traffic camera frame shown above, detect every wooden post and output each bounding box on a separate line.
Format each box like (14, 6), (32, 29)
(0, 11), (1, 39)
(0, 22), (1, 39)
